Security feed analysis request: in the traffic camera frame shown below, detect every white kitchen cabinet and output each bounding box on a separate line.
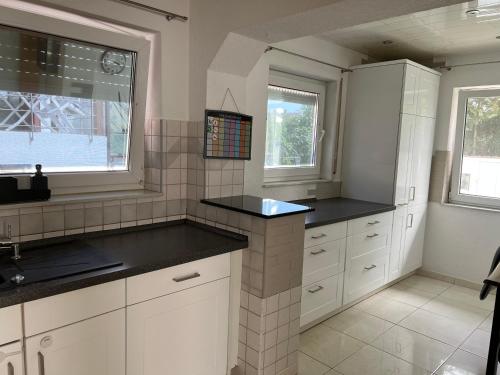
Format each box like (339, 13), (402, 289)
(388, 205), (408, 282)
(408, 116), (435, 206)
(301, 274), (343, 327)
(0, 305), (22, 346)
(394, 114), (414, 206)
(25, 309), (125, 375)
(127, 277), (229, 375)
(401, 204), (428, 274)
(417, 70), (440, 118)
(0, 341), (23, 375)
(402, 64), (420, 115)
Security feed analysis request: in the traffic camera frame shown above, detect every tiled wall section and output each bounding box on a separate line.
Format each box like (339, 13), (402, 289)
(0, 118), (190, 242)
(238, 287), (301, 375)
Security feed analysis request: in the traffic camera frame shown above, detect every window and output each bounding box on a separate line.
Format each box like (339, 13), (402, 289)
(0, 7), (151, 194)
(264, 71), (325, 182)
(450, 88), (500, 207)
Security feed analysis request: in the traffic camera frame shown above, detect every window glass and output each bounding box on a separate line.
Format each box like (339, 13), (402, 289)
(265, 85), (319, 168)
(0, 25), (136, 174)
(458, 95), (500, 199)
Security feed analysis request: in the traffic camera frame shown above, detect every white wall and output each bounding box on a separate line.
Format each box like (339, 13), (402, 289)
(423, 52), (500, 284)
(243, 36), (368, 200)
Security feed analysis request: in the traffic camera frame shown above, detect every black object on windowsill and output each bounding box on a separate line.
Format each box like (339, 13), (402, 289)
(0, 164), (51, 204)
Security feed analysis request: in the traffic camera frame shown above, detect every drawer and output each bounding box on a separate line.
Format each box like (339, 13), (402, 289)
(303, 239), (346, 285)
(300, 274), (343, 327)
(24, 280), (125, 337)
(0, 305), (22, 345)
(343, 249), (388, 304)
(347, 225), (391, 259)
(304, 221), (347, 248)
(0, 341), (22, 374)
(347, 212), (393, 236)
(127, 253), (230, 305)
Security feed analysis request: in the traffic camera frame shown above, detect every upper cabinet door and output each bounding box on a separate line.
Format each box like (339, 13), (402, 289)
(408, 116), (436, 206)
(417, 71), (440, 118)
(394, 114), (415, 205)
(25, 309), (125, 375)
(401, 64), (420, 115)
(127, 277), (230, 375)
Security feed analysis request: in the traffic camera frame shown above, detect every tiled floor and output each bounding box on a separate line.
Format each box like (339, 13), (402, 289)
(299, 275), (496, 375)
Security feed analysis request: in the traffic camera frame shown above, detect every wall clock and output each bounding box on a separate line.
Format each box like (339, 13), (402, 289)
(101, 50), (127, 75)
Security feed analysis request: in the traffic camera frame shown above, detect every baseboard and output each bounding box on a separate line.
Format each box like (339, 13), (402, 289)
(416, 268), (491, 293)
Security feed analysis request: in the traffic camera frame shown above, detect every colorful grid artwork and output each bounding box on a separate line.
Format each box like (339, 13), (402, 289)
(204, 110), (252, 160)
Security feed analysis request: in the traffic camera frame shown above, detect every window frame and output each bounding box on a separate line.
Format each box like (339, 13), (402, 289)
(0, 6), (150, 195)
(450, 87), (500, 208)
(264, 70), (326, 183)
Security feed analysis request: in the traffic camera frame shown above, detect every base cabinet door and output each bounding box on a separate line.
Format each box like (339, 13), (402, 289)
(401, 204), (427, 274)
(0, 342), (23, 375)
(301, 274), (343, 327)
(25, 309), (125, 375)
(127, 277), (230, 375)
(388, 205), (408, 282)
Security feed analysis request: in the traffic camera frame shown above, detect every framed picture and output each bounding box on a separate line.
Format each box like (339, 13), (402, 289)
(204, 109), (252, 160)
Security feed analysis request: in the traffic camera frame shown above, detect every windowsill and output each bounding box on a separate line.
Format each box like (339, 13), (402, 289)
(0, 189), (163, 209)
(442, 201), (500, 214)
(262, 178), (332, 188)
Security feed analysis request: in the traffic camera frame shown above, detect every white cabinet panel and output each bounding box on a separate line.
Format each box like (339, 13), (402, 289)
(402, 64), (420, 115)
(402, 204), (427, 274)
(394, 114), (415, 205)
(417, 71), (440, 118)
(408, 116), (435, 206)
(0, 341), (22, 375)
(303, 238), (346, 285)
(388, 205), (408, 282)
(0, 305), (22, 346)
(304, 221), (347, 248)
(301, 274), (343, 327)
(25, 309), (125, 375)
(127, 277), (229, 375)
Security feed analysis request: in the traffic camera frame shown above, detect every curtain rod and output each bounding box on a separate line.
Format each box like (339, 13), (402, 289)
(265, 46), (352, 73)
(110, 0), (188, 21)
(438, 59), (500, 71)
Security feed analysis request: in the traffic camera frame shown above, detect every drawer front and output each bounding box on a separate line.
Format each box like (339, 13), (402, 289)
(0, 305), (22, 345)
(24, 280), (125, 337)
(304, 221), (347, 248)
(346, 225), (391, 259)
(300, 274), (343, 327)
(127, 253), (230, 305)
(303, 239), (346, 286)
(347, 212), (393, 236)
(344, 249), (388, 304)
(0, 341), (22, 375)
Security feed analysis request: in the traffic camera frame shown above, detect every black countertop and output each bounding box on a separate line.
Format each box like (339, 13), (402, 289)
(201, 195), (313, 219)
(295, 198), (396, 228)
(0, 220), (247, 308)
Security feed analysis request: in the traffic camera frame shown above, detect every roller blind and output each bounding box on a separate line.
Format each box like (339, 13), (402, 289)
(0, 25), (135, 103)
(267, 85), (318, 106)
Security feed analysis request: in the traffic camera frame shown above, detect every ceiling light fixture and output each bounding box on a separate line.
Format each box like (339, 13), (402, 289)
(382, 40), (394, 45)
(465, 8), (481, 15)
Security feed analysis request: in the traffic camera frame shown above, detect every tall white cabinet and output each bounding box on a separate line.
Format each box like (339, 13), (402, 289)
(342, 59), (440, 282)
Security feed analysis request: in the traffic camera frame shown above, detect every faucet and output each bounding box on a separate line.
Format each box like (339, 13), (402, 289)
(0, 224), (21, 260)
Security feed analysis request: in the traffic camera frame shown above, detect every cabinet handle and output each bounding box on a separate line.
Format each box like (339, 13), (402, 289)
(307, 285), (324, 294)
(367, 220), (380, 225)
(311, 233), (327, 239)
(366, 233), (379, 238)
(409, 186), (416, 201)
(398, 203), (408, 206)
(173, 272), (201, 283)
(38, 352), (45, 375)
(310, 248), (326, 255)
(364, 264), (377, 270)
(7, 362), (14, 375)
(407, 213), (414, 228)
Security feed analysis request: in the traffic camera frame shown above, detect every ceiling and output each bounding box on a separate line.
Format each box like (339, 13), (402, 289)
(319, 1), (500, 62)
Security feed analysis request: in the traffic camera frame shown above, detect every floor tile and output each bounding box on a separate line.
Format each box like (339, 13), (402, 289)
(399, 309), (476, 347)
(298, 352), (331, 375)
(421, 295), (490, 326)
(300, 324), (364, 367)
(434, 349), (500, 375)
(478, 313), (493, 332)
(355, 294), (417, 323)
(440, 285), (494, 311)
(334, 345), (429, 375)
(460, 329), (490, 358)
(372, 325), (455, 372)
(399, 275), (452, 295)
(322, 308), (394, 343)
(324, 371), (342, 375)
(379, 284), (436, 307)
